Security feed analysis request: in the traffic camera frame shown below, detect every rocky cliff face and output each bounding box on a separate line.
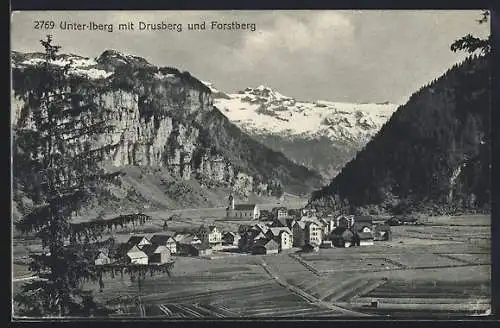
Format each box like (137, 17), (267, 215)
(11, 50), (322, 200)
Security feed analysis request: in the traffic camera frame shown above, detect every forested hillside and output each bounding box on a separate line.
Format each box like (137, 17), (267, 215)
(310, 55), (490, 215)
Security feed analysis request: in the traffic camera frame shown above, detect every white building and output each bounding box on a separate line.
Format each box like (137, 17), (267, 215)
(126, 245), (148, 265)
(267, 227), (293, 251)
(226, 194), (260, 219)
(305, 221), (323, 246)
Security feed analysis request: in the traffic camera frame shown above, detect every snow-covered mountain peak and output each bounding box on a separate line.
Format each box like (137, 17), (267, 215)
(239, 85), (293, 103)
(210, 82), (398, 144)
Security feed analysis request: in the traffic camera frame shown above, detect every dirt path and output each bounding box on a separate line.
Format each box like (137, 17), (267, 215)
(260, 259), (373, 317)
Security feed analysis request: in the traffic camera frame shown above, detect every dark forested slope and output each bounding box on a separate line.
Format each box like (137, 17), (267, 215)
(310, 55), (490, 215)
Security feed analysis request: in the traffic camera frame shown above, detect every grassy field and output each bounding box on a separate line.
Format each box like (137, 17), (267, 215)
(12, 214), (491, 318)
(87, 255), (346, 318)
(289, 214), (491, 317)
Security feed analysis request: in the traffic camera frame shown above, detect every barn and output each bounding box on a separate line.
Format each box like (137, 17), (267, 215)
(142, 244), (172, 264)
(251, 239), (279, 255)
(126, 245), (148, 264)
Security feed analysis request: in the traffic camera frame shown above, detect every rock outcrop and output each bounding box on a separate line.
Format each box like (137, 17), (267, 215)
(11, 50), (323, 199)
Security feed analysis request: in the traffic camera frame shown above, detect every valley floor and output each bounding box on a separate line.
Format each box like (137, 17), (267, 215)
(12, 215), (491, 319)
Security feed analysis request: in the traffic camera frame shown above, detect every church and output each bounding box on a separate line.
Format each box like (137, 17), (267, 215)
(226, 194), (260, 220)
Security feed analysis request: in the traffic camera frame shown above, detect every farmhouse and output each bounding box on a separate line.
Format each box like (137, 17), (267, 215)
(125, 245), (149, 264)
(197, 225), (223, 248)
(87, 249), (111, 266)
(350, 216), (374, 246)
(251, 239), (279, 255)
(226, 194), (260, 219)
(222, 231), (241, 246)
(176, 234), (205, 255)
(189, 244), (213, 256)
(142, 244), (172, 264)
(266, 227), (293, 251)
(149, 234), (177, 254)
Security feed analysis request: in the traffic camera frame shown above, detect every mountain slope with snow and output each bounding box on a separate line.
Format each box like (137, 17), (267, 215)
(210, 84), (399, 179)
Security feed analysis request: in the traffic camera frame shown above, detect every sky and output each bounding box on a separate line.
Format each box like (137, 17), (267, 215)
(11, 10), (489, 104)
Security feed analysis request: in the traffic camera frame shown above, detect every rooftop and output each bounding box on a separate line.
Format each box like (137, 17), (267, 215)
(150, 234), (174, 244)
(234, 204), (257, 211)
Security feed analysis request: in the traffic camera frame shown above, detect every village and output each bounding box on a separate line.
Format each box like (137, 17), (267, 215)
(89, 194), (393, 266)
(13, 194), (490, 318)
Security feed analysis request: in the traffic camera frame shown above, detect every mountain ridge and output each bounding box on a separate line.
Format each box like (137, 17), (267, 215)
(11, 49), (323, 215)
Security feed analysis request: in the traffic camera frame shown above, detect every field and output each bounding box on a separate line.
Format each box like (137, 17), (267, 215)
(87, 255), (346, 318)
(12, 214), (491, 318)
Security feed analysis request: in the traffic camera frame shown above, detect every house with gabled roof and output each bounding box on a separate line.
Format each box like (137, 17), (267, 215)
(266, 227), (293, 251)
(197, 225), (222, 249)
(150, 234), (177, 254)
(349, 216), (374, 246)
(125, 245), (149, 264)
(222, 231), (241, 246)
(189, 243), (213, 256)
(251, 239), (279, 255)
(142, 244), (172, 264)
(85, 249), (112, 266)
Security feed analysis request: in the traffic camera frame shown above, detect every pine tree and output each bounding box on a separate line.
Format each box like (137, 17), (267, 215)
(450, 10), (491, 55)
(13, 35), (173, 317)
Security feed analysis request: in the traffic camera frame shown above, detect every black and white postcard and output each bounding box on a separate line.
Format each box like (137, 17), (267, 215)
(11, 10), (491, 319)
